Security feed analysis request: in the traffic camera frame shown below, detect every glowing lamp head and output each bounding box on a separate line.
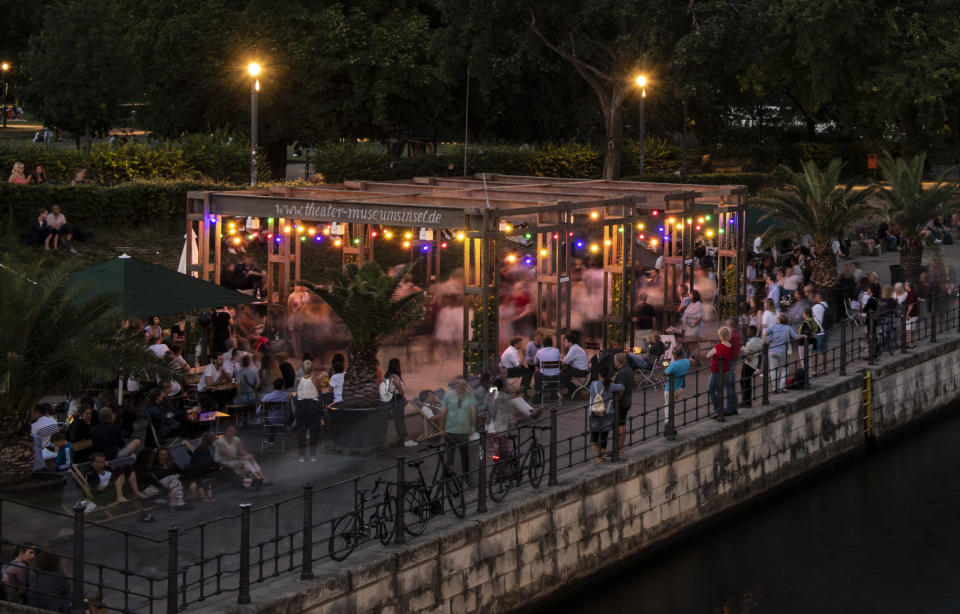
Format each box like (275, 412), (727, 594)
(635, 74), (647, 88)
(247, 62), (261, 77)
(0, 63), (8, 71)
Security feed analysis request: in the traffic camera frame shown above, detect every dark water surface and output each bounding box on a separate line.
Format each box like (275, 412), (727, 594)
(548, 409), (960, 614)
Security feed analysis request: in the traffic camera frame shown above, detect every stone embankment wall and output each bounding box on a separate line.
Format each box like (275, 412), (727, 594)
(198, 337), (960, 614)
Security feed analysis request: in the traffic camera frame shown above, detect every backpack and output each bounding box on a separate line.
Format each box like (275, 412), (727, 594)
(819, 301), (833, 331)
(589, 388), (607, 416)
(378, 378), (394, 402)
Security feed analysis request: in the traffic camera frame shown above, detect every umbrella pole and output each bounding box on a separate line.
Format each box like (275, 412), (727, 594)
(117, 376), (124, 406)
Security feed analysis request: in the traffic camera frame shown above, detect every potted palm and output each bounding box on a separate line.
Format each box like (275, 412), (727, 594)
(875, 152), (958, 283)
(751, 158), (879, 312)
(306, 262), (425, 453)
(0, 257), (172, 504)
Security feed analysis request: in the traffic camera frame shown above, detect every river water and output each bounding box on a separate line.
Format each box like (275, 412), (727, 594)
(550, 409), (960, 613)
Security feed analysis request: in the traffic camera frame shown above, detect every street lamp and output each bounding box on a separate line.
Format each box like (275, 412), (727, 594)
(247, 62), (261, 186)
(1, 63), (9, 130)
(635, 74), (648, 174)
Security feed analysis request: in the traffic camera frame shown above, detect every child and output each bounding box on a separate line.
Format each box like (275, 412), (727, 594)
(49, 432), (74, 471)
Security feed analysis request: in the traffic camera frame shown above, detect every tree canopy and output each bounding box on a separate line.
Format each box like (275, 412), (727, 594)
(10, 0), (960, 173)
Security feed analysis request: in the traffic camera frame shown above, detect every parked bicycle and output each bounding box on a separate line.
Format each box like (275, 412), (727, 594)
(403, 442), (467, 535)
(328, 478), (395, 561)
(488, 425), (548, 502)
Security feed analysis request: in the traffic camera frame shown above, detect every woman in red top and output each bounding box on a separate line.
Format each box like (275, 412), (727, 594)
(707, 327), (738, 419)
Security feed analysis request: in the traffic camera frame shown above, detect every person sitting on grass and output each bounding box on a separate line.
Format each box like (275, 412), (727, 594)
(44, 204), (77, 254)
(214, 425), (271, 489)
(85, 452), (143, 506)
(28, 208), (49, 246)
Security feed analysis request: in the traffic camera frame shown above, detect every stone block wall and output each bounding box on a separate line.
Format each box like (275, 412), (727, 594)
(193, 337), (960, 614)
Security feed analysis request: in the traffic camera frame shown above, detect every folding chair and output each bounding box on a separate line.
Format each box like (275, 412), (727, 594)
(260, 401), (287, 453)
(67, 465), (143, 521)
(537, 361), (562, 406)
(410, 399), (445, 442)
(566, 342), (600, 399)
(844, 299), (863, 327)
(634, 352), (665, 391)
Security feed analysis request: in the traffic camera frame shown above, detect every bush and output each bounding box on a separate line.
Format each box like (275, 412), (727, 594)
(0, 180), (237, 229)
(622, 171), (783, 195)
(0, 133), (259, 185)
(789, 141), (881, 177)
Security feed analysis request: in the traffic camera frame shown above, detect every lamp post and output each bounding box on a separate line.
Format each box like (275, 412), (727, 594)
(635, 74), (648, 174)
(247, 62), (261, 186)
(1, 63), (8, 129)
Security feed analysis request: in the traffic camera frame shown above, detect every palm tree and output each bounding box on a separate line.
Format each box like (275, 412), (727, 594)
(875, 151), (958, 282)
(751, 158), (879, 288)
(306, 262), (425, 407)
(0, 258), (174, 487)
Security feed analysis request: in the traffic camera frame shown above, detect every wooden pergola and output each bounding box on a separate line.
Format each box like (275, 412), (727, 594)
(187, 175), (746, 374)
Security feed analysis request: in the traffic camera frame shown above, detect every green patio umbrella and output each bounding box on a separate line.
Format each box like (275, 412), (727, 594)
(70, 254), (255, 317)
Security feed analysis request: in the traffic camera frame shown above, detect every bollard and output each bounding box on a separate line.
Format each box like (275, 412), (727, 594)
(803, 336), (811, 388)
(548, 409), (559, 486)
(840, 320), (848, 375)
(867, 315), (876, 365)
(166, 527), (179, 614)
(238, 503), (251, 605)
(900, 311), (908, 355)
(394, 457), (407, 544)
(930, 294), (937, 343)
(761, 343), (770, 405)
(71, 503), (85, 614)
(300, 484), (313, 580)
(716, 358), (725, 422)
(477, 429), (488, 513)
(665, 374), (677, 441)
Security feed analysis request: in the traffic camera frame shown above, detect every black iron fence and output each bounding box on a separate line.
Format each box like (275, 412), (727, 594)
(3, 291), (957, 612)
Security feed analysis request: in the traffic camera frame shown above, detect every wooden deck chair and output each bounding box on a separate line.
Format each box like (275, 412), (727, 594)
(410, 399), (445, 442)
(66, 465), (143, 521)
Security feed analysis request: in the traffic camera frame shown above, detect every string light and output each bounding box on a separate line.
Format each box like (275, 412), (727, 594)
(384, 230), (393, 239)
(404, 231), (413, 240)
(667, 217), (676, 225)
(576, 241), (584, 248)
(650, 238), (658, 246)
(589, 243), (600, 253)
(540, 249), (548, 257)
(322, 227), (331, 235)
(334, 238), (342, 247)
(697, 217), (704, 224)
(638, 223), (645, 230)
(370, 230), (378, 238)
(315, 236), (322, 242)
(590, 211), (599, 220)
(274, 237), (281, 244)
(706, 230), (714, 238)
(440, 242), (448, 249)
(233, 237), (242, 245)
(456, 232), (465, 241)
(267, 218), (274, 223)
(524, 233), (532, 240)
(604, 239), (612, 246)
(422, 244), (430, 252)
(284, 225), (292, 234)
(308, 228), (316, 236)
(524, 256), (533, 265)
(300, 236), (306, 242)
(651, 210), (659, 216)
(353, 238), (360, 245)
(506, 253), (517, 263)
(297, 226), (305, 234)
(705, 215), (711, 221)
(402, 241), (410, 248)
(504, 223), (512, 233)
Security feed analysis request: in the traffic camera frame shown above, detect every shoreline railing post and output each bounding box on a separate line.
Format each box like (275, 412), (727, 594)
(930, 293), (937, 343)
(761, 344), (770, 405)
(665, 374), (677, 441)
(394, 457), (407, 544)
(548, 409), (559, 486)
(166, 527), (179, 614)
(238, 503), (251, 605)
(803, 335), (811, 388)
(70, 503), (85, 614)
(716, 358), (725, 422)
(300, 484), (313, 580)
(868, 315), (876, 365)
(840, 320), (848, 374)
(477, 429), (488, 513)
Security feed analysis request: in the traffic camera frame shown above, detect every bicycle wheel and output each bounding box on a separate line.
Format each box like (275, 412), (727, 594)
(375, 499), (395, 545)
(403, 488), (429, 536)
(488, 460), (511, 502)
(445, 474), (466, 518)
(328, 513), (360, 561)
(528, 443), (545, 488)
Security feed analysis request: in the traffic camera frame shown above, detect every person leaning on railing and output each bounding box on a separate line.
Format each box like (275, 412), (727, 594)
(762, 313), (798, 393)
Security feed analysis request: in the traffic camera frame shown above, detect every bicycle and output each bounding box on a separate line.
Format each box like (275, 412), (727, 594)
(328, 478), (395, 561)
(488, 424), (549, 502)
(403, 441), (467, 536)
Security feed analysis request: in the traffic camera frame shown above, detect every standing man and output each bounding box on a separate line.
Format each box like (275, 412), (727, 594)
(763, 313), (798, 392)
(740, 326), (763, 408)
(663, 347), (690, 426)
(1, 544), (37, 604)
(441, 378), (477, 482)
(500, 336), (533, 393)
(559, 333), (589, 397)
(765, 274), (781, 311)
(613, 353), (634, 453)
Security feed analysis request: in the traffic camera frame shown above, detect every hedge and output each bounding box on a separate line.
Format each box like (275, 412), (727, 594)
(310, 139), (681, 184)
(0, 180), (238, 229)
(0, 134), (258, 185)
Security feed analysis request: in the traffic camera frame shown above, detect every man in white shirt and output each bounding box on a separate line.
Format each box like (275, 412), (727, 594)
(559, 333), (589, 397)
(31, 404), (59, 453)
(147, 336), (171, 358)
(533, 336), (562, 402)
(500, 336), (532, 391)
(810, 291), (829, 375)
(197, 353), (231, 410)
(753, 235), (763, 255)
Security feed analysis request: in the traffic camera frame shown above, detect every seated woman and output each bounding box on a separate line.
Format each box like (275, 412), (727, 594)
(214, 425), (271, 488)
(182, 432), (225, 485)
(133, 448), (192, 510)
(628, 331), (666, 370)
(153, 446), (212, 503)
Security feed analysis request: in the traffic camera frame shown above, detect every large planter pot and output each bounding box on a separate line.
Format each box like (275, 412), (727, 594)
(0, 471), (66, 511)
(323, 405), (388, 455)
